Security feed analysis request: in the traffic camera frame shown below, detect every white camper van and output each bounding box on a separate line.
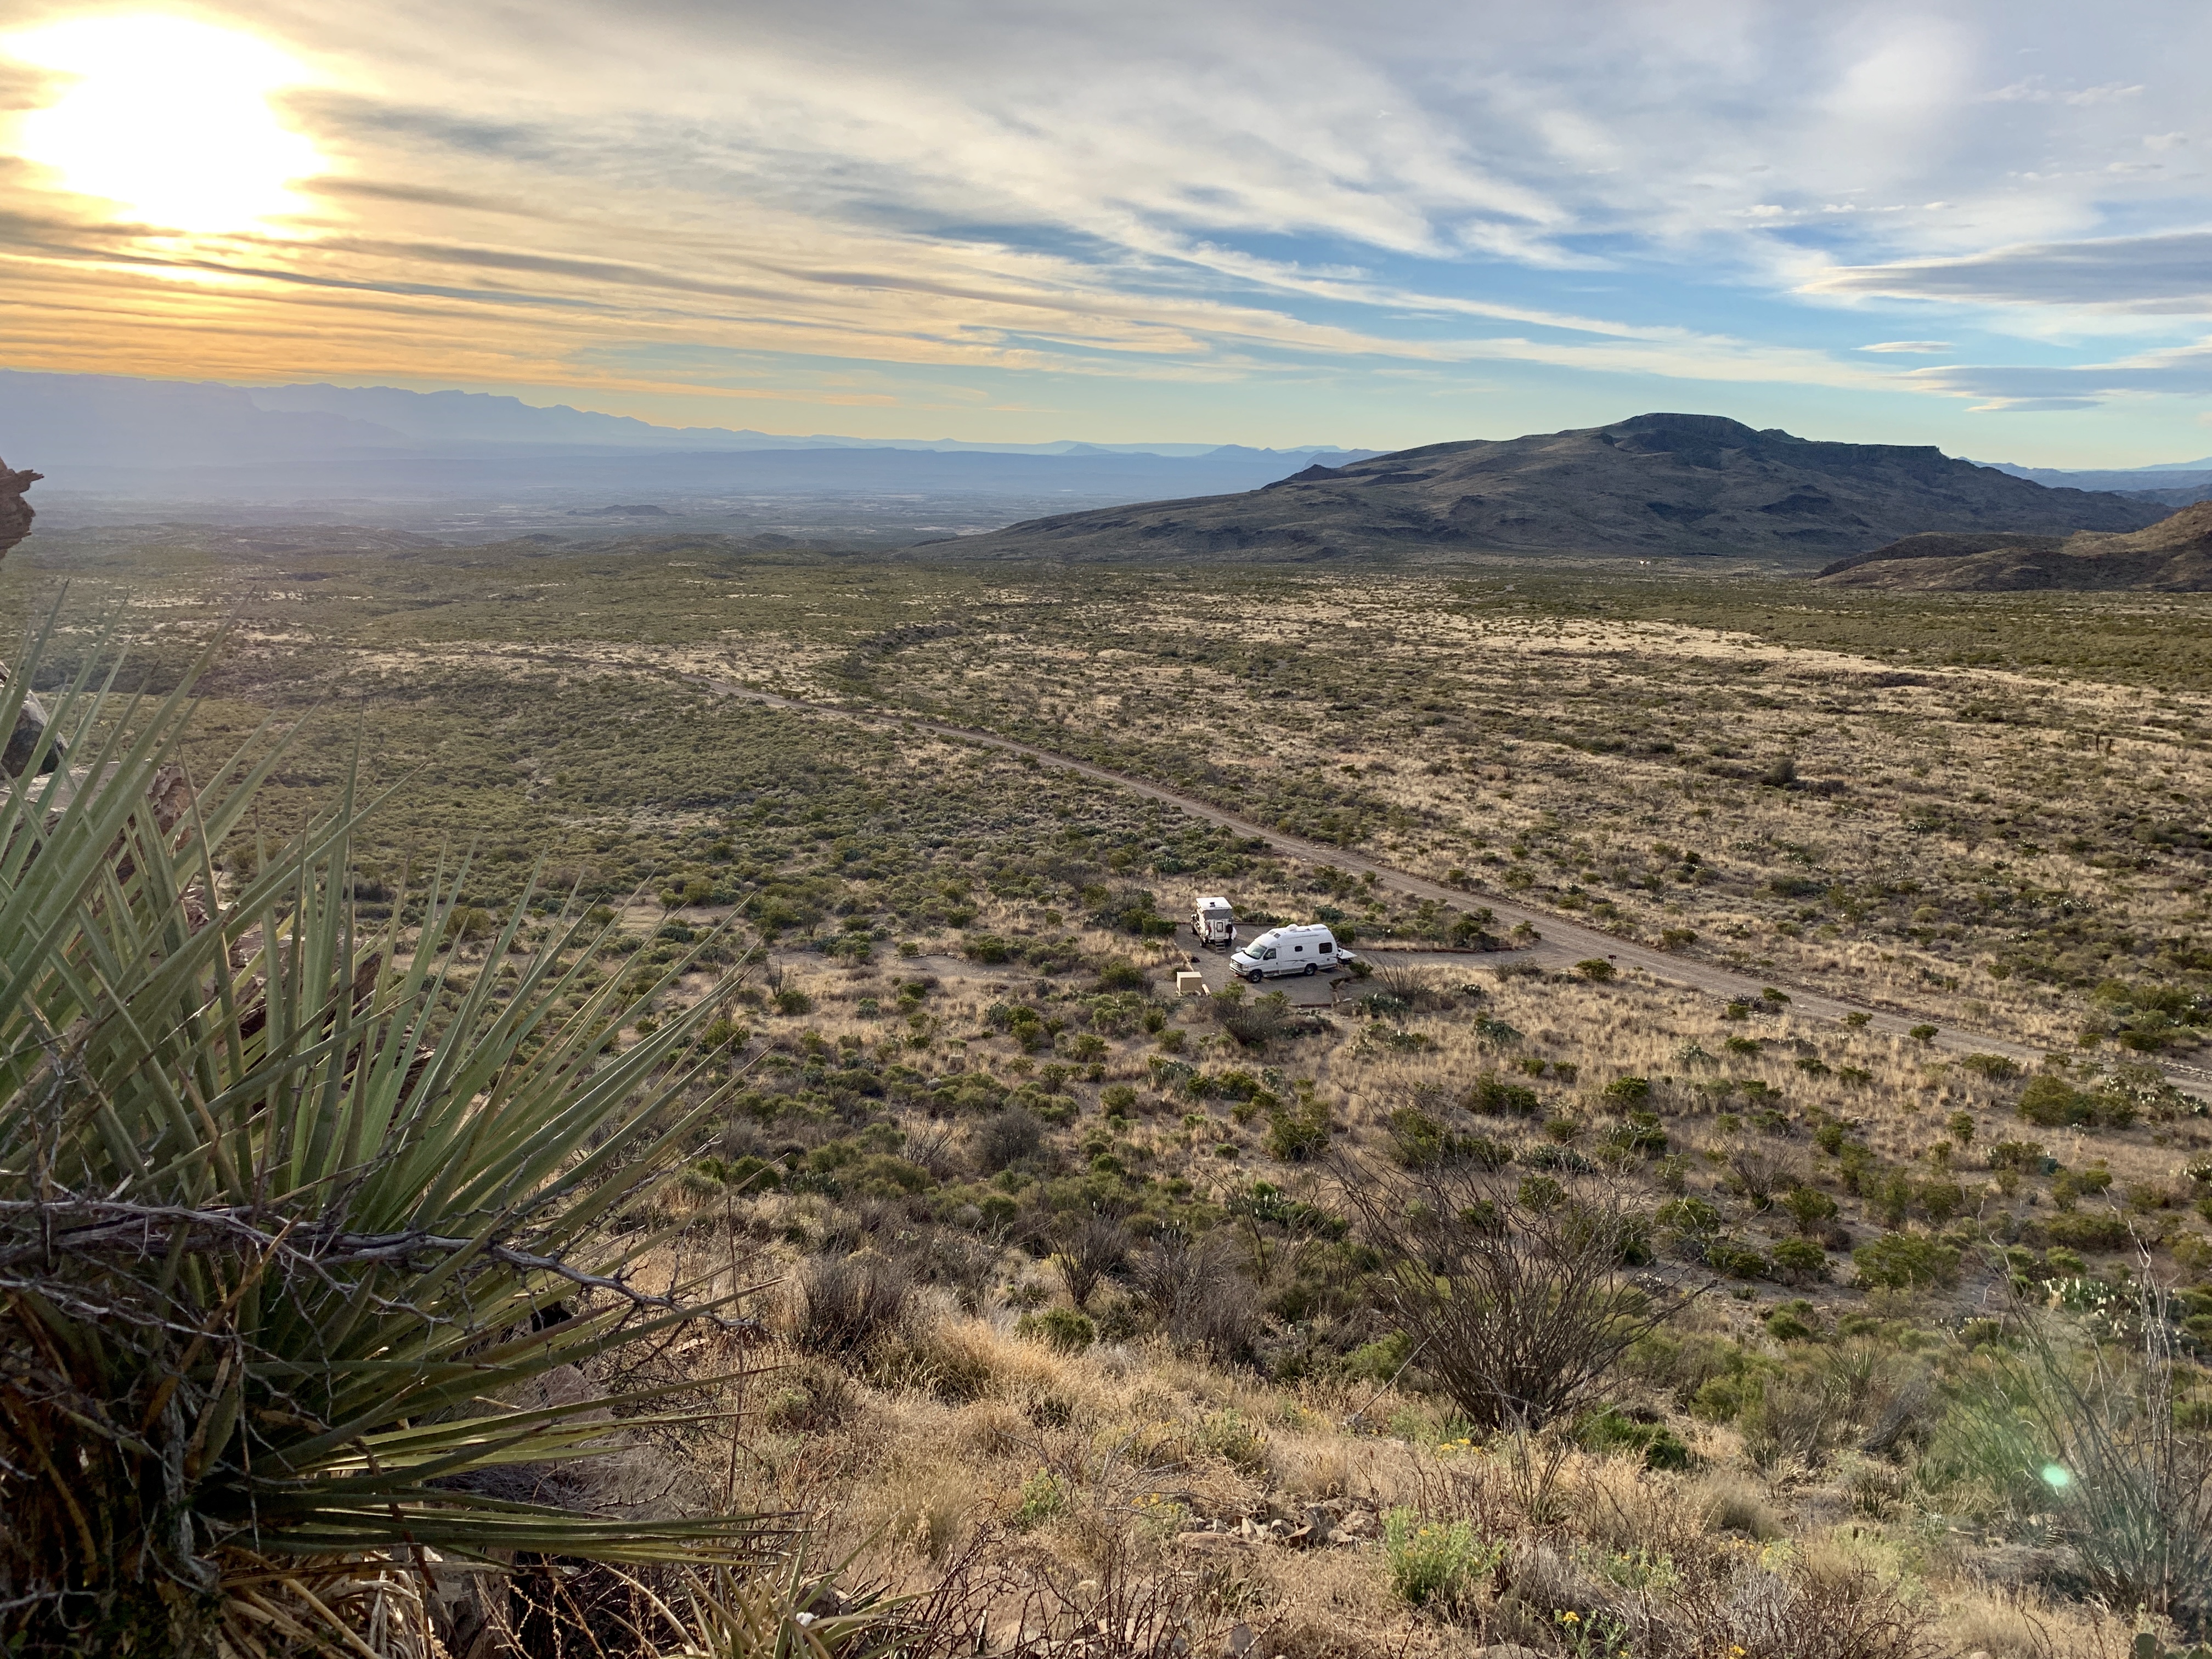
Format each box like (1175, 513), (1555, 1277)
(1190, 895), (1237, 948)
(1231, 924), (1343, 982)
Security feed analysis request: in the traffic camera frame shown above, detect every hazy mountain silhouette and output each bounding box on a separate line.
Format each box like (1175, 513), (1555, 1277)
(945, 414), (2168, 563)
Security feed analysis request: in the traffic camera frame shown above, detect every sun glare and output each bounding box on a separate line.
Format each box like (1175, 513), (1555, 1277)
(5, 14), (322, 234)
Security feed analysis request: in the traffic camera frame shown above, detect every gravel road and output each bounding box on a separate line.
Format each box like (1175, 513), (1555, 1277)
(700, 678), (2212, 1104)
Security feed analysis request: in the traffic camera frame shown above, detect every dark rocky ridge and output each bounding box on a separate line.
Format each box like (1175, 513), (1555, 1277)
(946, 413), (2166, 563)
(1816, 499), (2212, 591)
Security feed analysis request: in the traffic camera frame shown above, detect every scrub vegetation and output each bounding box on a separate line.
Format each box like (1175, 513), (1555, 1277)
(3, 528), (2209, 1657)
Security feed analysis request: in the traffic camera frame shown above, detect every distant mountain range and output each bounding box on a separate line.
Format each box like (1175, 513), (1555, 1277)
(0, 370), (1370, 480)
(946, 414), (2171, 563)
(1978, 457), (2212, 507)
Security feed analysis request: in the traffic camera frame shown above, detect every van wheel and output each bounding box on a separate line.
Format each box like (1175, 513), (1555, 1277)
(1303, 962), (1317, 975)
(1246, 970), (1263, 985)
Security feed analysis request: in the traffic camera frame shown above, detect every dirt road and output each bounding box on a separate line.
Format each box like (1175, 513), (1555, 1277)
(699, 678), (2212, 1104)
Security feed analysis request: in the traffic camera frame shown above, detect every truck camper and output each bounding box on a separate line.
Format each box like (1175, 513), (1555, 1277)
(1190, 895), (1237, 948)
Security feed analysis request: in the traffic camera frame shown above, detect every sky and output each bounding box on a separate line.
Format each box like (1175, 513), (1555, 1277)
(2, 1), (2210, 465)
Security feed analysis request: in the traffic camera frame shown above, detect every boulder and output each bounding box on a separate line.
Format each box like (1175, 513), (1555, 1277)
(0, 454), (36, 560)
(0, 456), (54, 778)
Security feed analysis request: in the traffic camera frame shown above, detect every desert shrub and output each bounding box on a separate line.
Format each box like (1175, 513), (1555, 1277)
(2017, 1074), (2137, 1129)
(1782, 1184), (1839, 1235)
(1389, 1108), (1515, 1170)
(1219, 989), (1294, 1049)
(1601, 1110), (1668, 1160)
(1575, 958), (1617, 982)
(1266, 1094), (1333, 1161)
(1023, 1306), (1096, 1353)
(2042, 1210), (2134, 1251)
(1943, 1284), (2212, 1630)
(964, 933), (1013, 964)
(1198, 1409), (1271, 1476)
(1342, 1158), (1680, 1430)
(1460, 1071), (1538, 1116)
(1854, 1232), (1962, 1290)
(1632, 1552), (1938, 1659)
(794, 1252), (913, 1358)
(1009, 1469), (1069, 1531)
(972, 1108), (1046, 1172)
(1381, 1510), (1500, 1613)
(1741, 1370), (1845, 1472)
(1574, 1406), (1693, 1471)
(1771, 1238), (1831, 1282)
(1051, 1210), (1131, 1308)
(1132, 1229), (1256, 1359)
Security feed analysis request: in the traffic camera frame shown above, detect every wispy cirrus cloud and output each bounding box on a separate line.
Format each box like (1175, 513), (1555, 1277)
(1807, 229), (2212, 313)
(4, 0), (2212, 454)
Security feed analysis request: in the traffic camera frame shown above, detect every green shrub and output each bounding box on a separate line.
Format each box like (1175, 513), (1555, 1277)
(2042, 1211), (2134, 1252)
(1707, 1241), (1771, 1280)
(2017, 1075), (2136, 1129)
(1032, 1306), (1097, 1352)
(1010, 1469), (1069, 1531)
(1574, 958), (1617, 982)
(1573, 1406), (1694, 1471)
(1782, 1185), (1839, 1234)
(1199, 1409), (1271, 1476)
(1771, 1238), (1830, 1281)
(964, 933), (1014, 964)
(1854, 1231), (1962, 1289)
(1464, 1073), (1540, 1115)
(1381, 1509), (1500, 1612)
(1266, 1096), (1333, 1161)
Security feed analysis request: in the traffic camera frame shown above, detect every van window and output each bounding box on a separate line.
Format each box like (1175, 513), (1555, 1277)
(1261, 946), (1276, 960)
(1293, 943), (1305, 953)
(1318, 940), (1333, 953)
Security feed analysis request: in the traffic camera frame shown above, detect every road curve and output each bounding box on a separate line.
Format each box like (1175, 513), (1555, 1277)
(697, 678), (2212, 1104)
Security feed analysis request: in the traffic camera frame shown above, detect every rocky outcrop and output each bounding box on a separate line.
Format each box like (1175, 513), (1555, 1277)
(1817, 498), (2212, 591)
(0, 456), (54, 777)
(946, 414), (2167, 564)
(0, 455), (36, 561)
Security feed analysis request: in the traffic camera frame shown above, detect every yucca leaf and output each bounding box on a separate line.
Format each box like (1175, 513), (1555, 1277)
(1, 623), (777, 1651)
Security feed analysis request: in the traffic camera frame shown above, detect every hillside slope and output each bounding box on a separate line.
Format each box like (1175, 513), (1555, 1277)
(1818, 498), (2212, 591)
(946, 413), (2166, 563)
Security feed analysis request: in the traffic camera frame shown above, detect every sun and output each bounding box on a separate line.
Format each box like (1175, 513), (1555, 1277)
(5, 14), (323, 234)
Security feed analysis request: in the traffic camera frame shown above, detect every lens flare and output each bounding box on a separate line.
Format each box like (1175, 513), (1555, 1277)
(2040, 1464), (2071, 1489)
(6, 14), (322, 233)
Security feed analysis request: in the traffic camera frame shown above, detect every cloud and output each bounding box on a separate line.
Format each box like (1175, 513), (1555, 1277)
(4, 0), (2212, 441)
(1908, 339), (2212, 408)
(1967, 397), (2103, 412)
(1807, 230), (2212, 313)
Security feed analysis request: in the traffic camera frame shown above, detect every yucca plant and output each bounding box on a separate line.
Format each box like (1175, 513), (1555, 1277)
(0, 616), (776, 1654)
